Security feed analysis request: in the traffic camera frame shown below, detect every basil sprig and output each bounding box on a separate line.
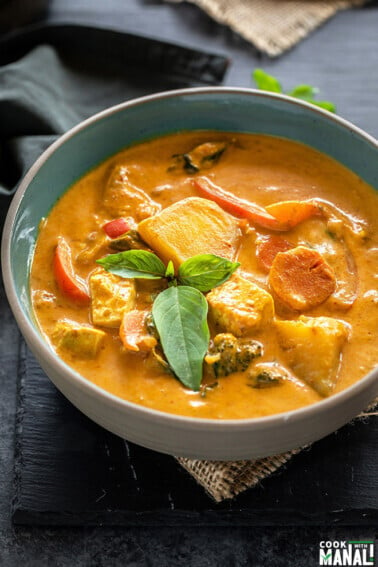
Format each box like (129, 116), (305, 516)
(253, 68), (336, 113)
(97, 250), (239, 390)
(97, 250), (239, 290)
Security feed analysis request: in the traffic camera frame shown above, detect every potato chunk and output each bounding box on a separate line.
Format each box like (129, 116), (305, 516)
(138, 197), (241, 267)
(275, 316), (349, 396)
(52, 320), (105, 358)
(104, 165), (161, 220)
(207, 274), (275, 337)
(89, 268), (136, 328)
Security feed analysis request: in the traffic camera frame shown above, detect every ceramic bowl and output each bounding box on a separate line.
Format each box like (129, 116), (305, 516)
(2, 88), (377, 460)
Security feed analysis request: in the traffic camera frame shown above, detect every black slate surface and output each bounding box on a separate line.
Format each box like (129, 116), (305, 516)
(13, 341), (378, 527)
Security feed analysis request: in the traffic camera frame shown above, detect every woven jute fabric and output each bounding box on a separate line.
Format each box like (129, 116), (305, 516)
(176, 398), (378, 502)
(167, 0), (368, 56)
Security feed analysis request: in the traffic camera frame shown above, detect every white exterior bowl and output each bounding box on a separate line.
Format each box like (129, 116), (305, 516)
(2, 88), (378, 460)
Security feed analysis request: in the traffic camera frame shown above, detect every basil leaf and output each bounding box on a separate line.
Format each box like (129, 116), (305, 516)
(165, 260), (175, 278)
(253, 69), (336, 114)
(152, 286), (210, 391)
(97, 250), (166, 279)
(307, 100), (336, 113)
(287, 84), (318, 98)
(289, 85), (336, 113)
(178, 254), (240, 292)
(253, 68), (282, 93)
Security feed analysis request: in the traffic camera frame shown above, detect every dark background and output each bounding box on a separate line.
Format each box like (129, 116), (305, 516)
(1, 1), (377, 565)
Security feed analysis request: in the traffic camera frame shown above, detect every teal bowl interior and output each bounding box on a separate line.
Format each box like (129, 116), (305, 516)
(6, 88), (378, 324)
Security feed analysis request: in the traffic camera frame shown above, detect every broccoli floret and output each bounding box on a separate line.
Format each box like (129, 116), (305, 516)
(247, 364), (286, 389)
(205, 333), (262, 378)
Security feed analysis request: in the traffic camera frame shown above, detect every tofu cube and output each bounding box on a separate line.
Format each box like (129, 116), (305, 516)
(53, 321), (105, 358)
(138, 197), (241, 268)
(89, 268), (136, 328)
(207, 274), (274, 337)
(275, 315), (349, 396)
(104, 165), (161, 220)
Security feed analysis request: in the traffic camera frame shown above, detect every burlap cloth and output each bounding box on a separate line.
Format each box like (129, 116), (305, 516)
(176, 399), (378, 501)
(167, 0), (368, 56)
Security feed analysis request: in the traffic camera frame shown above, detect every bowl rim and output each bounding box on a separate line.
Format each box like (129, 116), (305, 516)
(2, 86), (378, 430)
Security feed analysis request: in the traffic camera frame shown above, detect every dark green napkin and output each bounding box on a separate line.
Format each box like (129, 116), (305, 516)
(0, 23), (229, 197)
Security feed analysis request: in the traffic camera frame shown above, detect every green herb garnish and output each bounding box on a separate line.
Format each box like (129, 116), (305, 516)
(97, 250), (239, 391)
(252, 68), (336, 113)
(97, 249), (166, 279)
(152, 286), (210, 391)
(165, 260), (175, 281)
(178, 254), (240, 292)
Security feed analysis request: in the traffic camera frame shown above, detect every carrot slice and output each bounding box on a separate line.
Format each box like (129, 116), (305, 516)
(256, 236), (293, 272)
(193, 177), (288, 231)
(119, 310), (157, 352)
(53, 238), (90, 303)
(266, 200), (323, 229)
(269, 246), (336, 311)
(103, 217), (130, 238)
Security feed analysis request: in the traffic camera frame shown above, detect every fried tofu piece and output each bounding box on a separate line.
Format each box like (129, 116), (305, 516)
(52, 320), (105, 358)
(138, 197), (241, 267)
(207, 274), (275, 337)
(103, 165), (161, 220)
(89, 268), (136, 328)
(275, 315), (349, 396)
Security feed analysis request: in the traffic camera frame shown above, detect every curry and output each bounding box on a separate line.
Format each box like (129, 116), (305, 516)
(30, 132), (378, 419)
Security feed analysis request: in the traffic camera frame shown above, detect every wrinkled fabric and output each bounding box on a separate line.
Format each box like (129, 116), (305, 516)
(0, 24), (228, 195)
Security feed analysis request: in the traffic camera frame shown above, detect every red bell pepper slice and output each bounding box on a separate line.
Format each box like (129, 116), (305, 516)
(53, 238), (90, 303)
(102, 218), (131, 239)
(193, 177), (288, 231)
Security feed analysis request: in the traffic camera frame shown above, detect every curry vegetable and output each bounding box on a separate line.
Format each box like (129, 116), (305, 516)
(54, 237), (90, 303)
(205, 333), (262, 378)
(194, 177), (323, 232)
(102, 217), (131, 238)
